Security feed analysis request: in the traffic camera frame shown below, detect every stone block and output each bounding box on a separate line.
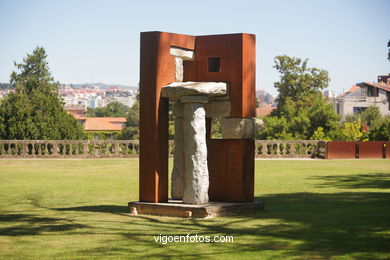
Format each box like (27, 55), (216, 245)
(161, 81), (228, 100)
(221, 118), (255, 139)
(128, 200), (265, 218)
(170, 47), (195, 60)
(204, 100), (231, 118)
(175, 57), (183, 82)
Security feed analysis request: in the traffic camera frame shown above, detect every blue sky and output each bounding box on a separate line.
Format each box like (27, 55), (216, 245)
(0, 0), (389, 95)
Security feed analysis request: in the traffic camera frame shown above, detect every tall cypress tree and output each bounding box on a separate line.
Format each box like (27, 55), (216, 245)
(0, 47), (85, 140)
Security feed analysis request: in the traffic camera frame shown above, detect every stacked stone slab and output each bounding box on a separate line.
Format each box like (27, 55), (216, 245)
(165, 47), (230, 205)
(161, 82), (228, 204)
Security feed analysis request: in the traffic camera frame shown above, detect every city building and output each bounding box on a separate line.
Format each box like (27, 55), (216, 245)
(59, 84), (138, 109)
(335, 74), (390, 118)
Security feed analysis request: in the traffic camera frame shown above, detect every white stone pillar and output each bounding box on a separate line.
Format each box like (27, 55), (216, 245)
(181, 95), (209, 204)
(174, 57), (183, 82)
(171, 115), (185, 200)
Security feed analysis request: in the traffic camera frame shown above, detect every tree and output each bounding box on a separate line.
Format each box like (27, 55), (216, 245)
(273, 55), (330, 113)
(369, 116), (390, 141)
(119, 101), (139, 139)
(335, 119), (364, 141)
(344, 107), (389, 141)
(257, 116), (292, 140)
(311, 127), (331, 141)
(0, 47), (85, 140)
(345, 106), (381, 128)
(257, 55), (339, 140)
(87, 101), (130, 117)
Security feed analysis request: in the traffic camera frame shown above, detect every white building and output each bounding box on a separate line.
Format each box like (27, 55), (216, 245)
(109, 96), (137, 108)
(59, 85), (138, 109)
(335, 80), (390, 118)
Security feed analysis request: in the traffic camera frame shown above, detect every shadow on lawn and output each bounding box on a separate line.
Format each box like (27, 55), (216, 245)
(0, 213), (88, 236)
(251, 192), (390, 259)
(2, 173), (389, 259)
(49, 192), (390, 259)
(55, 205), (128, 214)
(310, 173), (390, 189)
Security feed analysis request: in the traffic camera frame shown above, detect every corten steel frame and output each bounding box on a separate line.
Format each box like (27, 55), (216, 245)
(139, 31), (256, 203)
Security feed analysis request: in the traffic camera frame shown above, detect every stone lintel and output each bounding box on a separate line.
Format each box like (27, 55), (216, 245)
(161, 81), (228, 100)
(221, 118), (256, 139)
(181, 95), (208, 103)
(170, 47), (195, 60)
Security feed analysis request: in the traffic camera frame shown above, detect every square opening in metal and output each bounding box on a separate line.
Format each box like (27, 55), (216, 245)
(208, 57), (221, 72)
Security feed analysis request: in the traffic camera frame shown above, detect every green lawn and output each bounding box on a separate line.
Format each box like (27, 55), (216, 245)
(0, 159), (389, 259)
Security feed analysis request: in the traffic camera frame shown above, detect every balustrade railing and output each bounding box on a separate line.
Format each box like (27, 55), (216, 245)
(0, 139), (324, 159)
(0, 140), (139, 158)
(254, 140), (320, 158)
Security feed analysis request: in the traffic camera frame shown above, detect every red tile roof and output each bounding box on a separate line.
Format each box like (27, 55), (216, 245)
(256, 106), (276, 117)
(80, 117), (127, 131)
(347, 85), (360, 93)
(364, 82), (390, 92)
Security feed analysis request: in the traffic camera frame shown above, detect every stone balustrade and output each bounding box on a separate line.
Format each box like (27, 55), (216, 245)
(0, 139), (323, 159)
(0, 140), (140, 158)
(317, 141), (328, 159)
(254, 140), (321, 158)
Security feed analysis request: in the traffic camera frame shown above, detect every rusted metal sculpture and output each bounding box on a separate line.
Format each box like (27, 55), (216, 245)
(139, 31), (256, 204)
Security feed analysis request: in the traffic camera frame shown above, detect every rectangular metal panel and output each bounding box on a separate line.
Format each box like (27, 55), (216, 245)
(327, 141), (357, 159)
(139, 31), (195, 202)
(207, 139), (255, 202)
(359, 141), (385, 158)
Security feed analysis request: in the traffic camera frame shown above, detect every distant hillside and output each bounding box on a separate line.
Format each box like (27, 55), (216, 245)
(0, 83), (12, 90)
(68, 83), (138, 90)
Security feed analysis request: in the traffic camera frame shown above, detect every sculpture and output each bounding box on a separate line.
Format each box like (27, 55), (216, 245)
(138, 31), (256, 205)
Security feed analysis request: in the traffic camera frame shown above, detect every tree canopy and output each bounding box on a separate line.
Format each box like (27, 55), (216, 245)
(344, 107), (390, 141)
(86, 101), (131, 117)
(0, 47), (85, 140)
(119, 100), (139, 140)
(273, 55), (330, 113)
(258, 55), (339, 140)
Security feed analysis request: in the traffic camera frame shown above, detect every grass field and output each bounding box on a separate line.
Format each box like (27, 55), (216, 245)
(0, 159), (389, 259)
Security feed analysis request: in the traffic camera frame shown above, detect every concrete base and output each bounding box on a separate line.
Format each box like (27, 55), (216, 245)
(128, 200), (264, 218)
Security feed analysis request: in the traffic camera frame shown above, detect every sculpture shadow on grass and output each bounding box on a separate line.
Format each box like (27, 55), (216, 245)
(49, 191), (390, 259)
(0, 213), (89, 236)
(251, 192), (390, 258)
(2, 172), (389, 259)
(309, 173), (390, 189)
